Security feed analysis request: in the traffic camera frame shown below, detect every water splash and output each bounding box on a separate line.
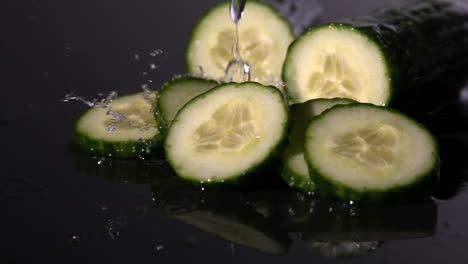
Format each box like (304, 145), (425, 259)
(62, 91), (118, 108)
(104, 216), (127, 240)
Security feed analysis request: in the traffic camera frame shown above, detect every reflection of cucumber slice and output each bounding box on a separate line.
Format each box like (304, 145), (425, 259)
(165, 82), (288, 186)
(152, 187), (292, 255)
(304, 103), (438, 202)
(173, 210), (291, 255)
(186, 1), (294, 85)
(282, 98), (355, 192)
(155, 77), (218, 134)
(75, 92), (162, 158)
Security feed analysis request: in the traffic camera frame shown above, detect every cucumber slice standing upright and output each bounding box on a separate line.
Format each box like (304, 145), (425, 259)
(283, 1), (468, 105)
(186, 1), (294, 86)
(155, 76), (218, 134)
(164, 82), (289, 187)
(281, 98), (355, 193)
(304, 103), (439, 202)
(75, 92), (162, 158)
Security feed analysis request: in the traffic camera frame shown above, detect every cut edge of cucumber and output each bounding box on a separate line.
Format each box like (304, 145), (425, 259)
(282, 23), (393, 105)
(304, 103), (439, 202)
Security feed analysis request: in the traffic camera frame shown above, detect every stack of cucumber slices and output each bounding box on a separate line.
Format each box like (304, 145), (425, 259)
(71, 0), (468, 203)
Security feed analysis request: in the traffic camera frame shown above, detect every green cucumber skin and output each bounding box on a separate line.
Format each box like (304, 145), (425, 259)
(164, 82), (290, 189)
(154, 76), (218, 134)
(283, 1), (468, 107)
(75, 126), (164, 158)
(304, 103), (440, 204)
(185, 0), (294, 75)
(281, 98), (356, 193)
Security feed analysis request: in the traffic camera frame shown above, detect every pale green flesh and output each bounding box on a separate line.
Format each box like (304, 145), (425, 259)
(76, 93), (158, 142)
(284, 26), (389, 105)
(165, 83), (287, 182)
(305, 105), (437, 190)
(282, 98), (355, 191)
(159, 79), (217, 126)
(187, 1), (294, 86)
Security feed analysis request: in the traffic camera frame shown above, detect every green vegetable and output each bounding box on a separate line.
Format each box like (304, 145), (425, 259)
(75, 92), (162, 158)
(281, 98), (355, 193)
(283, 1), (468, 106)
(304, 103), (439, 202)
(155, 76), (218, 134)
(164, 82), (289, 187)
(186, 1), (294, 85)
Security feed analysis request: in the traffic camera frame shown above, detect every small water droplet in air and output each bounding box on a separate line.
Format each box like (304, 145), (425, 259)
(101, 206), (108, 211)
(65, 46), (72, 51)
(288, 207), (295, 216)
(329, 207), (334, 213)
(349, 200), (354, 205)
(134, 54), (140, 61)
(150, 64), (157, 70)
(207, 179), (211, 182)
(155, 245), (165, 251)
(201, 187), (205, 191)
(70, 235), (81, 244)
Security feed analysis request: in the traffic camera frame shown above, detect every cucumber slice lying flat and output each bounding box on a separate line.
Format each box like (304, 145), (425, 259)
(283, 1), (468, 105)
(283, 24), (390, 105)
(304, 103), (438, 202)
(186, 1), (294, 85)
(282, 98), (355, 192)
(164, 82), (288, 186)
(155, 76), (218, 134)
(75, 92), (162, 158)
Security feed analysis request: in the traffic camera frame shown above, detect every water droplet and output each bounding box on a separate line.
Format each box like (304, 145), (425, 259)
(101, 206), (108, 211)
(70, 235), (81, 244)
(329, 207), (334, 213)
(65, 46), (72, 51)
(288, 207), (295, 216)
(155, 245), (165, 251)
(134, 54), (140, 61)
(150, 64), (157, 70)
(349, 200), (354, 205)
(201, 187), (205, 191)
(229, 242), (237, 256)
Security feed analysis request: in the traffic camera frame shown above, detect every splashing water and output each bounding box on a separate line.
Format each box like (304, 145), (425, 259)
(62, 91), (118, 108)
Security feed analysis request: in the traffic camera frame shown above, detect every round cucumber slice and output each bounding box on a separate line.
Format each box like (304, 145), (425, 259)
(155, 76), (218, 134)
(282, 98), (355, 193)
(283, 24), (390, 105)
(75, 92), (162, 158)
(164, 82), (288, 186)
(186, 1), (294, 86)
(304, 103), (438, 202)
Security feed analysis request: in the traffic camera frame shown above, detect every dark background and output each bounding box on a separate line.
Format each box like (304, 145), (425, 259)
(2, 0), (468, 263)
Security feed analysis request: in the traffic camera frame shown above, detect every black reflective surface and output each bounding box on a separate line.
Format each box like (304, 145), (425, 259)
(3, 0), (468, 263)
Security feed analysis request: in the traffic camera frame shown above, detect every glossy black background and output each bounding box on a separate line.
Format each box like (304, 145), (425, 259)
(3, 0), (468, 263)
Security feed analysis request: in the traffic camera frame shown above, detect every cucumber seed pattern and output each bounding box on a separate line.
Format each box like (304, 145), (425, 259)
(308, 53), (362, 100)
(193, 101), (258, 152)
(331, 124), (398, 168)
(212, 29), (271, 82)
(104, 101), (156, 132)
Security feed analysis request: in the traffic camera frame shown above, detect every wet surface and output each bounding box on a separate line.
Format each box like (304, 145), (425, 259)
(3, 0), (468, 263)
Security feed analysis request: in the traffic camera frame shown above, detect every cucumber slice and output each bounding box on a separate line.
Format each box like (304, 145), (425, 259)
(282, 98), (355, 192)
(283, 1), (468, 105)
(164, 82), (288, 186)
(155, 76), (218, 134)
(304, 103), (438, 202)
(75, 92), (162, 158)
(186, 1), (294, 86)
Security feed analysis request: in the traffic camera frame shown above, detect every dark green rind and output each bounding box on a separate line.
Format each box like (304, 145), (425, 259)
(74, 93), (164, 159)
(304, 103), (440, 204)
(151, 186), (292, 255)
(154, 76), (218, 134)
(164, 82), (290, 189)
(185, 0), (295, 76)
(281, 98), (356, 193)
(283, 1), (468, 108)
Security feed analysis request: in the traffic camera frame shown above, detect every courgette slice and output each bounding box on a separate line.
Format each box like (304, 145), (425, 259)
(186, 1), (294, 86)
(283, 1), (468, 105)
(155, 76), (218, 134)
(75, 92), (162, 158)
(164, 82), (288, 187)
(304, 103), (438, 202)
(281, 98), (355, 192)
